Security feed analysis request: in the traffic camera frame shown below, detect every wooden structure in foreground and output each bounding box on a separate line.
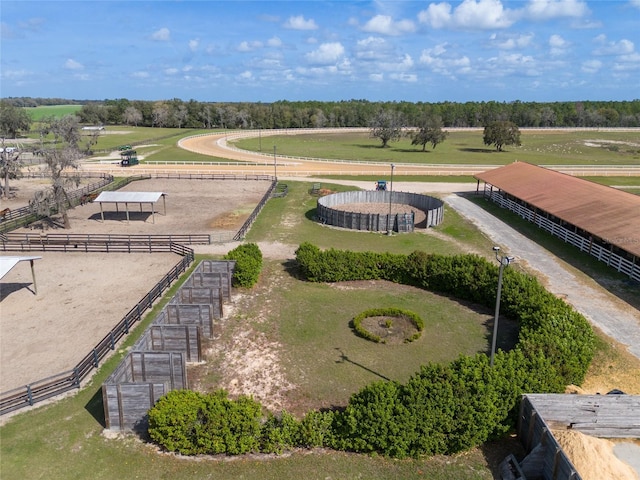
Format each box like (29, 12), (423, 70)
(504, 393), (640, 480)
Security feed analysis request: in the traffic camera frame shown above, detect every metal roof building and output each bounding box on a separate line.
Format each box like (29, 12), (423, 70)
(475, 162), (640, 281)
(94, 191), (167, 224)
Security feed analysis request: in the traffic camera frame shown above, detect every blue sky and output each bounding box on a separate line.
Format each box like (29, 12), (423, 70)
(1, 0), (639, 103)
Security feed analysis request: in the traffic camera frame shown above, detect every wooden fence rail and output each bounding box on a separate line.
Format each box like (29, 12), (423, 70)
(234, 179), (277, 240)
(0, 242), (194, 416)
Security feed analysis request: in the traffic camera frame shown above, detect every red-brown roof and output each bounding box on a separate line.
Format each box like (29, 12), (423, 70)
(475, 162), (640, 258)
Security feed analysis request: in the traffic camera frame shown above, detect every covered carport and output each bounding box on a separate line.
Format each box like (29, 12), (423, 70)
(94, 191), (167, 224)
(0, 256), (42, 295)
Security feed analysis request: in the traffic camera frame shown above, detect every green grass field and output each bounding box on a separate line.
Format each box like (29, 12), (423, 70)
(234, 130), (640, 166)
(24, 104), (83, 120)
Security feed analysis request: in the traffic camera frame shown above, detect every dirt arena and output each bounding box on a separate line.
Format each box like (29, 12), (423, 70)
(0, 177), (271, 392)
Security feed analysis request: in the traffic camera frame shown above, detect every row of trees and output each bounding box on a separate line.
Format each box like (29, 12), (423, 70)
(368, 109), (519, 151)
(2, 98), (639, 135)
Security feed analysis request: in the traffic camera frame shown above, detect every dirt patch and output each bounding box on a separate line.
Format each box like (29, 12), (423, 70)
(11, 178), (270, 236)
(1, 177), (272, 394)
(360, 315), (420, 344)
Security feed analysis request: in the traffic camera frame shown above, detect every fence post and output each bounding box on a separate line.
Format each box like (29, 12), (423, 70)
(73, 367), (81, 387)
(93, 349), (99, 367)
(26, 385), (33, 406)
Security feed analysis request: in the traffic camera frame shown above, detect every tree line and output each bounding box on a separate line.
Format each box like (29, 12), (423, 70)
(3, 97), (640, 131)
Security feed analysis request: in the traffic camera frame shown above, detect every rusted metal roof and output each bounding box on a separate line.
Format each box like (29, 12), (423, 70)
(475, 162), (640, 258)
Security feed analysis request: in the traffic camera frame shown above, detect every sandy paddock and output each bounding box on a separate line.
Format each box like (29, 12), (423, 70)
(0, 177), (272, 392)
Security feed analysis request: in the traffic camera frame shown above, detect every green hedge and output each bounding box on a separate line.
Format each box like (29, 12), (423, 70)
(148, 242), (595, 459)
(295, 243), (595, 457)
(224, 243), (263, 288)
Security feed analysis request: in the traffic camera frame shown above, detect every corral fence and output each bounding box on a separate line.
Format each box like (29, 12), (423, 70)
(0, 242), (195, 416)
(0, 173), (114, 233)
(234, 179), (279, 240)
(103, 260), (235, 431)
(1, 233), (212, 251)
(485, 190), (640, 282)
(317, 190), (444, 233)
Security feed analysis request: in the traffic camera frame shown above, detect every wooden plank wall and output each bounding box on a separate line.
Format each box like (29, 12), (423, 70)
(102, 382), (168, 431)
(102, 260), (235, 431)
(161, 304), (218, 337)
(133, 325), (202, 362)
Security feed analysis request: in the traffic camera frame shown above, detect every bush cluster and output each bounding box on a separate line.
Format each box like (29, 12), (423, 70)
(352, 307), (424, 343)
(294, 243), (595, 457)
(224, 243), (263, 288)
(149, 243), (595, 459)
(148, 389), (336, 455)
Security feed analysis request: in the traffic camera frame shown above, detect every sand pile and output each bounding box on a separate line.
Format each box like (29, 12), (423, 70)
(552, 430), (639, 480)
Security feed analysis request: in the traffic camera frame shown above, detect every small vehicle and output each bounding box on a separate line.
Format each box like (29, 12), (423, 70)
(117, 145), (132, 151)
(375, 180), (387, 191)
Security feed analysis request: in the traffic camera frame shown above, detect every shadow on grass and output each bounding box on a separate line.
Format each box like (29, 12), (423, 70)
(334, 348), (391, 381)
(84, 387), (106, 428)
(458, 147), (499, 153)
(464, 192), (640, 311)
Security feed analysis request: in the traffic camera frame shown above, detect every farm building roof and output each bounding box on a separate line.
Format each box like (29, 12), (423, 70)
(475, 162), (640, 258)
(94, 192), (165, 203)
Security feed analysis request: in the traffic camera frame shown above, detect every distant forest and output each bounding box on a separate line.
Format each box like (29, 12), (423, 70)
(4, 96), (640, 129)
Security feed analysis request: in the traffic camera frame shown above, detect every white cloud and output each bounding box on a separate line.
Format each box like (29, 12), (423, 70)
(355, 36), (393, 60)
(305, 42), (345, 64)
(581, 59), (602, 73)
(389, 72), (418, 82)
(361, 15), (415, 35)
(613, 52), (640, 72)
(267, 36), (282, 47)
(239, 71), (254, 80)
(165, 68), (179, 75)
(189, 39), (199, 52)
(525, 0), (590, 20)
(379, 54), (415, 72)
(419, 45), (471, 76)
(491, 33), (534, 49)
(284, 15), (318, 30)
(369, 73), (384, 82)
(593, 37), (635, 56)
(65, 59), (84, 70)
(631, 0), (640, 9)
(549, 34), (570, 55)
(418, 0), (516, 30)
(150, 27), (170, 41)
(237, 40), (263, 52)
(131, 71), (150, 78)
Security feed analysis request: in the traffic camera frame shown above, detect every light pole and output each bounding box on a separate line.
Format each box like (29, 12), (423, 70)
(273, 145), (277, 180)
(387, 163), (395, 236)
(490, 246), (514, 367)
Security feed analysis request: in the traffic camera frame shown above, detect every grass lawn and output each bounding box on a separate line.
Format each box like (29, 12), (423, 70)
(234, 130), (640, 166)
(24, 104), (83, 120)
(246, 181), (492, 254)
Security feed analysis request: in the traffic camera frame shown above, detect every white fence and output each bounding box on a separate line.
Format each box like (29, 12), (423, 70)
(487, 190), (640, 282)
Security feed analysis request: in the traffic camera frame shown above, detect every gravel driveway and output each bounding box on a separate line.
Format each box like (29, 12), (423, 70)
(444, 193), (640, 360)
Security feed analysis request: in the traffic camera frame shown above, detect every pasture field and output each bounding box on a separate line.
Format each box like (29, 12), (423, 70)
(24, 104), (83, 120)
(233, 129), (640, 166)
(1, 174), (639, 479)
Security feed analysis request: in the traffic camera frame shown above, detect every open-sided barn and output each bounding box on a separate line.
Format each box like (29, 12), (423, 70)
(475, 162), (640, 282)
